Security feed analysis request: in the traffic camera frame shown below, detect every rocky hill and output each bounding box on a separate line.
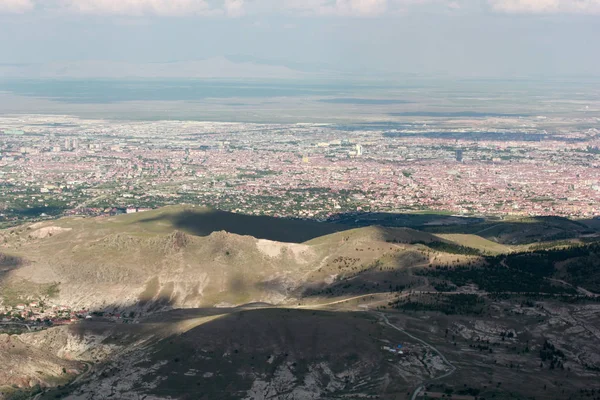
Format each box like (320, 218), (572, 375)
(0, 206), (442, 312)
(1, 207), (599, 400)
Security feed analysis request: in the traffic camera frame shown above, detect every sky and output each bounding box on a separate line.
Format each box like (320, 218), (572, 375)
(0, 0), (599, 79)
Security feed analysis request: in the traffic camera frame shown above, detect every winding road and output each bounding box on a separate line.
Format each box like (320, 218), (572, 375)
(297, 292), (458, 399)
(374, 312), (457, 400)
(69, 362), (94, 386)
(30, 361), (94, 399)
(26, 294), (457, 400)
(300, 294), (459, 399)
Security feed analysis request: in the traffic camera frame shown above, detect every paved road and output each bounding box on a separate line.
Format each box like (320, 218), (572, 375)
(0, 322), (32, 331)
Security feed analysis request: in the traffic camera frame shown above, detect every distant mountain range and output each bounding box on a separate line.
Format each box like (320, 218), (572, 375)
(0, 57), (309, 79)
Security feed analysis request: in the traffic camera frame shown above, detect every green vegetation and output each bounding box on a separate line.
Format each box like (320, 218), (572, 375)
(392, 293), (486, 315)
(419, 240), (481, 255)
(2, 386), (42, 400)
(431, 281), (457, 292)
(44, 283), (60, 298)
(540, 340), (565, 370)
(236, 169), (280, 179)
(422, 216), (592, 245)
(421, 244), (600, 295)
(559, 250), (600, 292)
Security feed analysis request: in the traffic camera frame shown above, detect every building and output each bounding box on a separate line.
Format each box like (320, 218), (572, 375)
(356, 144), (364, 157)
(455, 149), (464, 162)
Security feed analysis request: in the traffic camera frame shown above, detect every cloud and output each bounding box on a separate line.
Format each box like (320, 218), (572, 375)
(0, 0), (34, 13)
(488, 0), (600, 14)
(280, 0), (388, 16)
(58, 0), (214, 16)
(284, 0), (469, 16)
(335, 0), (388, 16)
(4, 0), (600, 16)
(224, 0), (244, 17)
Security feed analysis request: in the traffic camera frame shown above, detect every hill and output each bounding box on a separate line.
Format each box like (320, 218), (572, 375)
(28, 308), (449, 400)
(0, 207), (435, 312)
(0, 333), (84, 397)
(2, 207), (600, 399)
(134, 206), (347, 243)
(423, 216), (596, 245)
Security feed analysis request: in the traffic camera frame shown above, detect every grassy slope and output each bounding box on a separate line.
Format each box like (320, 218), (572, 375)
(435, 233), (514, 255)
(0, 208), (439, 310)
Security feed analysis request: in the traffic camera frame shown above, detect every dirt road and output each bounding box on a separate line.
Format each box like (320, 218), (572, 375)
(375, 312), (456, 400)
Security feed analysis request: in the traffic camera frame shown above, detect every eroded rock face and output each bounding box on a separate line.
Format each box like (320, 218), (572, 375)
(29, 226), (73, 240)
(0, 332), (83, 391)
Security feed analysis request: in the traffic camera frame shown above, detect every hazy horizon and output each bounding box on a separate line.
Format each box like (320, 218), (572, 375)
(1, 0), (600, 80)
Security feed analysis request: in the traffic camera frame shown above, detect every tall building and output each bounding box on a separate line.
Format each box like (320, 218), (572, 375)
(356, 144), (364, 157)
(455, 149), (463, 162)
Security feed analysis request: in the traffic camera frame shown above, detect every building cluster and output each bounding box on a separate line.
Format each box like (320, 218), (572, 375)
(0, 299), (136, 330)
(1, 114), (599, 225)
(382, 344), (406, 355)
(0, 301), (87, 328)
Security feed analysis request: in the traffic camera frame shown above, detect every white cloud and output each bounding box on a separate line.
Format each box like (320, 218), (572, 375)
(59, 0), (214, 16)
(4, 0), (600, 16)
(488, 0), (600, 14)
(280, 0), (469, 16)
(335, 0), (388, 16)
(280, 0), (388, 16)
(0, 0), (34, 13)
(224, 0), (244, 17)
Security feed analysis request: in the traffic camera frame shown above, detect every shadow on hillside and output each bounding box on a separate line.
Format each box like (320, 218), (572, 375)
(70, 306), (382, 351)
(328, 213), (598, 245)
(0, 253), (25, 268)
(0, 253), (26, 281)
(327, 212), (485, 228)
(296, 239), (600, 299)
(135, 206), (599, 246)
(54, 305), (406, 399)
(295, 254), (427, 299)
(139, 209), (347, 243)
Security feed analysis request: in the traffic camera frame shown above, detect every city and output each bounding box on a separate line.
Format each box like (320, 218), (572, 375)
(1, 113), (599, 228)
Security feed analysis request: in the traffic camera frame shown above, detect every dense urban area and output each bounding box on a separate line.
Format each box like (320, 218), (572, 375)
(1, 113), (599, 226)
(1, 111), (600, 400)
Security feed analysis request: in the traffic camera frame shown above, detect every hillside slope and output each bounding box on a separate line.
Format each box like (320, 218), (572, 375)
(0, 207), (439, 311)
(34, 309), (448, 400)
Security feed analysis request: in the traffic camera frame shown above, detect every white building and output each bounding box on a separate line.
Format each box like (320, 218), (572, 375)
(356, 144), (363, 156)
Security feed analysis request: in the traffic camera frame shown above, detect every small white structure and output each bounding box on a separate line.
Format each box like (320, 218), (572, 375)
(382, 346), (404, 355)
